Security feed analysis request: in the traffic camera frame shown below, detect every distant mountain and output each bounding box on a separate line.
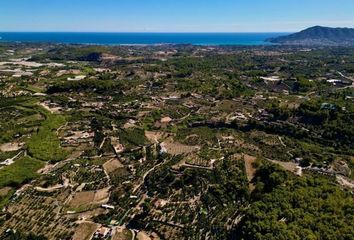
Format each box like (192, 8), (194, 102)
(268, 26), (354, 46)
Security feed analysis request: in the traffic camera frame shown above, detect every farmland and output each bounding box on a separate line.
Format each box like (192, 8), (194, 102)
(0, 43), (353, 239)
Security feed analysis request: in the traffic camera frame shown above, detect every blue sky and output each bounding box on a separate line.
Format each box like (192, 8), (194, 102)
(1, 0), (354, 32)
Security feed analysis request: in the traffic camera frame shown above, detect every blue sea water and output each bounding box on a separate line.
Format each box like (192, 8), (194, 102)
(0, 32), (288, 46)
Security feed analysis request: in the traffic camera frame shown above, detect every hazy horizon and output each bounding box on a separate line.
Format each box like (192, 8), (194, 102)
(1, 0), (354, 32)
(0, 31), (292, 33)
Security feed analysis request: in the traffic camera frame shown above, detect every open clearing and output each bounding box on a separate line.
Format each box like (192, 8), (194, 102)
(234, 154), (257, 190)
(137, 231), (152, 240)
(0, 187), (12, 197)
(103, 158), (124, 174)
(145, 131), (166, 143)
(68, 188), (110, 208)
(0, 142), (23, 152)
(337, 175), (354, 190)
(72, 222), (98, 240)
(268, 159), (298, 173)
(39, 102), (62, 114)
(239, 154), (257, 182)
(112, 227), (133, 240)
(161, 140), (199, 155)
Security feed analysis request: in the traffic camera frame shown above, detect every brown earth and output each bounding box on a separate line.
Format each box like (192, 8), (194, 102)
(145, 131), (166, 143)
(161, 140), (199, 155)
(112, 227), (133, 240)
(72, 222), (98, 240)
(0, 142), (23, 152)
(235, 154), (257, 190)
(137, 231), (152, 240)
(268, 159), (298, 173)
(103, 158), (124, 174)
(68, 188), (110, 208)
(0, 187), (12, 197)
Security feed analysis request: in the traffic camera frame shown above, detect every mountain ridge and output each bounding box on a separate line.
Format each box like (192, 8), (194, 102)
(268, 26), (354, 46)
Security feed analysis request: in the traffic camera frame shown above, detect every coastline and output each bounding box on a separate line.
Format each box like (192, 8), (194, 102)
(0, 32), (287, 46)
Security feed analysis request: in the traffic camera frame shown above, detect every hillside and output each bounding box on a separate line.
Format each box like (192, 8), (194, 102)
(268, 26), (354, 46)
(1, 43), (354, 240)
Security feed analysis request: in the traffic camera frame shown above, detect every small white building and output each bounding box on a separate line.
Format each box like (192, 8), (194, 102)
(67, 75), (86, 81)
(101, 204), (115, 210)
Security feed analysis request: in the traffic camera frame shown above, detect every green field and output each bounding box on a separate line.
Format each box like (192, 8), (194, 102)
(0, 156), (44, 188)
(0, 104), (68, 189)
(27, 108), (69, 163)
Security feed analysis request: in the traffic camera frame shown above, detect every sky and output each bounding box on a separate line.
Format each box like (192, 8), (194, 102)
(1, 0), (354, 32)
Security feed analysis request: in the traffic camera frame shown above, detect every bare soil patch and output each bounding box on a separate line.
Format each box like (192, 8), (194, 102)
(137, 231), (152, 240)
(161, 140), (199, 155)
(103, 158), (124, 174)
(235, 154), (257, 190)
(69, 192), (95, 207)
(93, 188), (110, 202)
(72, 222), (98, 240)
(0, 142), (23, 152)
(268, 159), (298, 173)
(39, 102), (62, 114)
(145, 131), (166, 143)
(112, 227), (133, 240)
(243, 154), (257, 182)
(0, 187), (12, 197)
(68, 188), (110, 208)
(337, 175), (354, 190)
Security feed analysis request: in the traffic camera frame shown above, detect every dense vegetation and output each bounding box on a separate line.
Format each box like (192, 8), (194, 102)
(269, 26), (354, 45)
(119, 128), (147, 148)
(0, 156), (44, 188)
(27, 109), (68, 163)
(235, 165), (354, 240)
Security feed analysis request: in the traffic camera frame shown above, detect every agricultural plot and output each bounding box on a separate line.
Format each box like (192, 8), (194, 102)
(111, 227), (133, 240)
(161, 140), (199, 155)
(72, 222), (98, 240)
(67, 188), (110, 212)
(0, 187), (14, 209)
(145, 131), (166, 143)
(0, 189), (75, 239)
(0, 43), (354, 239)
(103, 158), (124, 174)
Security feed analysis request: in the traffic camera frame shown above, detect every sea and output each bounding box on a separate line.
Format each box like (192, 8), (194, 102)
(0, 32), (288, 46)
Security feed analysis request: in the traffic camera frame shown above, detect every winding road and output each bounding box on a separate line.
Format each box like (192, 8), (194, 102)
(132, 160), (166, 193)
